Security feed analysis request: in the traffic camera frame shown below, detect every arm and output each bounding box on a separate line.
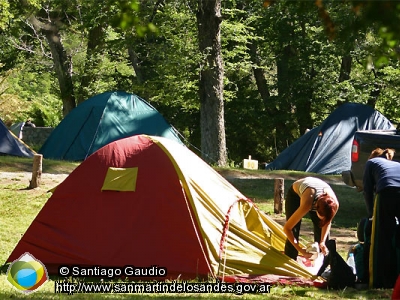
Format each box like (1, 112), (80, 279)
(283, 205), (312, 258)
(318, 222), (331, 256)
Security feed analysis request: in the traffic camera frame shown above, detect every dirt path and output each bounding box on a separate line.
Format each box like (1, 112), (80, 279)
(0, 171), (68, 189)
(217, 168), (347, 185)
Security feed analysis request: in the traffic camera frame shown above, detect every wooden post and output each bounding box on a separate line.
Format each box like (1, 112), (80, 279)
(29, 154), (43, 189)
(274, 178), (284, 214)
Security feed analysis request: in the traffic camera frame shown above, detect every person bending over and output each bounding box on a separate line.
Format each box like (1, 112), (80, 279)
(283, 177), (339, 260)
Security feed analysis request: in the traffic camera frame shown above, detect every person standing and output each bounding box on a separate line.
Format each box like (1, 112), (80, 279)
(363, 148), (400, 289)
(24, 119), (36, 127)
(283, 177), (339, 260)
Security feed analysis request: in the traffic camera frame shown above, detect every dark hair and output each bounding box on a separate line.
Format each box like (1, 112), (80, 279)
(316, 193), (338, 227)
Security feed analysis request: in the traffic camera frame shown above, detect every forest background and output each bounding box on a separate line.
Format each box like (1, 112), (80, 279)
(0, 0), (399, 167)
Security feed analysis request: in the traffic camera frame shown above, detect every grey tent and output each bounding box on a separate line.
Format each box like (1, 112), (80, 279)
(0, 119), (35, 157)
(265, 103), (395, 175)
(9, 122), (25, 139)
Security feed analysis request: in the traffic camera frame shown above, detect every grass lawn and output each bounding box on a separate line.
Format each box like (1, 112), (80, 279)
(0, 156), (394, 299)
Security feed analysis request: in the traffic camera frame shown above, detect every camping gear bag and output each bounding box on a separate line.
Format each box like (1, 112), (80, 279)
(317, 240), (356, 289)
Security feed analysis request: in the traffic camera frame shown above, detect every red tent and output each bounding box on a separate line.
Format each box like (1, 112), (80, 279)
(7, 135), (313, 281)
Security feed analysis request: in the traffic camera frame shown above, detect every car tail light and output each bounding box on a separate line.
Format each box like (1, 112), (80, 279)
(351, 139), (359, 162)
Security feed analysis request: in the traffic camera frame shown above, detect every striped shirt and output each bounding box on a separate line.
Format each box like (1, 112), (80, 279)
(298, 177), (330, 211)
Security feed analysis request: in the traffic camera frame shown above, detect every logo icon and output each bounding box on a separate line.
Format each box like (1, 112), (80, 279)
(7, 252), (48, 294)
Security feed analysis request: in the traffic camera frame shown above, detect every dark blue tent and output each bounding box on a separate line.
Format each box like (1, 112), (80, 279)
(39, 91), (183, 161)
(0, 119), (35, 157)
(265, 103), (395, 175)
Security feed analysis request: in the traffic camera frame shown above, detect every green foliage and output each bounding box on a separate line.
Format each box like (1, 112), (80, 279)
(349, 1), (400, 63)
(111, 0), (157, 35)
(3, 67), (61, 126)
(0, 0), (12, 31)
(123, 2), (202, 146)
(374, 63), (400, 126)
(30, 96), (62, 127)
(1, 0), (400, 165)
(0, 95), (27, 126)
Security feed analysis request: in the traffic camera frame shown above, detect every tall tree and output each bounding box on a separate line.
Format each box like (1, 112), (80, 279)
(25, 7), (76, 117)
(77, 19), (107, 104)
(196, 0), (227, 166)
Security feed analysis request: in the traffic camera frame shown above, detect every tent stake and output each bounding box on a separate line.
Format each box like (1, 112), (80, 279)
(29, 154), (43, 189)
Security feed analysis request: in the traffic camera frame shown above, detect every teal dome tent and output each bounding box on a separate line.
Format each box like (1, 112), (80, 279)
(39, 91), (182, 160)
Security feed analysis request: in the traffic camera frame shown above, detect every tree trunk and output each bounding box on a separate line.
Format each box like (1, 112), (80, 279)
(338, 55), (352, 82)
(77, 25), (106, 104)
(44, 28), (76, 117)
(368, 82), (380, 109)
(296, 64), (315, 135)
(296, 96), (313, 135)
(249, 43), (271, 109)
(126, 32), (145, 84)
(28, 15), (76, 117)
(275, 44), (297, 150)
(196, 0), (227, 167)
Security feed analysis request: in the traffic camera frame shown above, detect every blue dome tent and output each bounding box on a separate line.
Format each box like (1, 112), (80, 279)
(265, 103), (394, 175)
